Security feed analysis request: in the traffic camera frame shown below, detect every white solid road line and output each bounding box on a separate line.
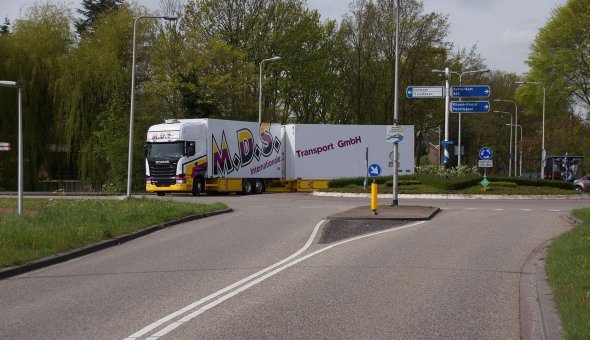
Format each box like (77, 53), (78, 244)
(125, 220), (324, 340)
(126, 220), (426, 339)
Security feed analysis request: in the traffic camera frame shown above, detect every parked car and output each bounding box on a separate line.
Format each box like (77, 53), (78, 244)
(519, 172), (541, 179)
(573, 174), (590, 192)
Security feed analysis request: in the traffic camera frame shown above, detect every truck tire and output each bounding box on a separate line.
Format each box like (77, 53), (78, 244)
(157, 192), (165, 196)
(192, 178), (203, 196)
(242, 179), (253, 195)
(254, 179), (265, 194)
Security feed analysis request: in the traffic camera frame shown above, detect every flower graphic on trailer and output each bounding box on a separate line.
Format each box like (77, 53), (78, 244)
(212, 131), (234, 176)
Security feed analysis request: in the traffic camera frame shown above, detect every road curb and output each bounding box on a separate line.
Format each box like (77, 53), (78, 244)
(520, 239), (564, 340)
(0, 208), (233, 280)
(312, 192), (590, 200)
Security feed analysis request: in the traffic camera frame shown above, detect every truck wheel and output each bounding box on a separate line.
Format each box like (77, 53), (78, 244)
(192, 178), (203, 196)
(157, 192), (165, 197)
(242, 179), (253, 195)
(254, 179), (265, 194)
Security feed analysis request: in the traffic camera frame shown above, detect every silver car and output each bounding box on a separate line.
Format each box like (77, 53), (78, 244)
(573, 174), (590, 192)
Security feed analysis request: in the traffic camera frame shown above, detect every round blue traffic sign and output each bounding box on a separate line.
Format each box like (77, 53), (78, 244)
(479, 147), (493, 160)
(368, 164), (382, 177)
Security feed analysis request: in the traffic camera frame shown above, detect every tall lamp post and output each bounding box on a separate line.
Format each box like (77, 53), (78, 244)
(0, 80), (23, 215)
(392, 0), (401, 206)
(507, 123), (523, 176)
(258, 56), (281, 125)
(127, 15), (178, 199)
(516, 81), (546, 178)
(493, 110), (513, 176)
(493, 99), (518, 176)
(431, 68), (452, 168)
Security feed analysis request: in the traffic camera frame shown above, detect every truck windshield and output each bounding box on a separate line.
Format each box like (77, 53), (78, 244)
(146, 142), (184, 159)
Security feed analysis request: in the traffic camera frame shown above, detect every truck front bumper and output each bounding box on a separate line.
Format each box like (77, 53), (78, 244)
(146, 183), (192, 193)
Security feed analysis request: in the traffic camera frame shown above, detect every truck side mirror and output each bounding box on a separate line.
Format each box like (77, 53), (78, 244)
(186, 142), (196, 156)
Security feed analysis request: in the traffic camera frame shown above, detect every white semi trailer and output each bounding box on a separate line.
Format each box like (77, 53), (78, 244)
(145, 119), (414, 195)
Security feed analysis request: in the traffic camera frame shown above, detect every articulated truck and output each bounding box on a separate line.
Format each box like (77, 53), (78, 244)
(145, 119), (414, 195)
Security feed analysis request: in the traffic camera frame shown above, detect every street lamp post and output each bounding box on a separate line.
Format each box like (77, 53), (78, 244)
(392, 0), (401, 207)
(493, 99), (518, 176)
(0, 80), (23, 215)
(432, 68), (451, 168)
(494, 110), (513, 176)
(127, 15), (178, 199)
(258, 56), (281, 125)
(506, 123), (523, 176)
(516, 81), (546, 178)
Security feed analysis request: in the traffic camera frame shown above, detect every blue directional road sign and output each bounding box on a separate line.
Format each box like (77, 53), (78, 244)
(368, 163), (382, 177)
(450, 101), (490, 113)
(451, 85), (491, 98)
(406, 86), (444, 98)
(441, 140), (454, 145)
(479, 147), (493, 160)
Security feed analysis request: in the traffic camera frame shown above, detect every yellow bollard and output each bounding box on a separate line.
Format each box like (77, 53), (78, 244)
(371, 181), (378, 215)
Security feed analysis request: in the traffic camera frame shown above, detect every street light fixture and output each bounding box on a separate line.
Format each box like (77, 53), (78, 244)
(0, 80), (23, 215)
(258, 56), (281, 125)
(493, 110), (514, 176)
(127, 15), (178, 199)
(493, 98), (518, 176)
(515, 81), (546, 179)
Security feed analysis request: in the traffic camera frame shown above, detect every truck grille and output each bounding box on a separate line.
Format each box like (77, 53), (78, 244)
(148, 160), (178, 187)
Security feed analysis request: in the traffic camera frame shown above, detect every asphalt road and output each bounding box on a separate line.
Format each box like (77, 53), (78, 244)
(0, 193), (587, 339)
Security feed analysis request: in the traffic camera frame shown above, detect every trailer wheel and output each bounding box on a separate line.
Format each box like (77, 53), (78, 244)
(192, 178), (203, 196)
(242, 179), (254, 195)
(253, 179), (265, 194)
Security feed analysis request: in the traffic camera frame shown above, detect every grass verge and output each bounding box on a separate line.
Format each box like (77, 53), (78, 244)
(546, 208), (590, 338)
(0, 198), (227, 268)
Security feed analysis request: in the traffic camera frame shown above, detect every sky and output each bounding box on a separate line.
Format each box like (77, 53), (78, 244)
(1, 0), (565, 74)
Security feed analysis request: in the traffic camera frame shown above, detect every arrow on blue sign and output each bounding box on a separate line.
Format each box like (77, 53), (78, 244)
(369, 164), (382, 177)
(479, 147), (493, 160)
(451, 85), (491, 98)
(450, 101), (490, 113)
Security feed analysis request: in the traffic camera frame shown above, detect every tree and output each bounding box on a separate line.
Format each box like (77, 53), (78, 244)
(55, 6), (135, 188)
(75, 0), (128, 36)
(0, 3), (75, 190)
(0, 17), (10, 34)
(526, 0), (590, 114)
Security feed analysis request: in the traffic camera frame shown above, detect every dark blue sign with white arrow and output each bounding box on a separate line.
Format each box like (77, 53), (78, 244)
(450, 101), (490, 113)
(368, 164), (382, 177)
(450, 85), (491, 98)
(479, 147), (493, 160)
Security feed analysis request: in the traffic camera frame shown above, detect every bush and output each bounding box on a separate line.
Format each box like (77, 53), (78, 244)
(491, 181), (517, 188)
(488, 176), (574, 190)
(328, 176), (420, 188)
(416, 165), (479, 177)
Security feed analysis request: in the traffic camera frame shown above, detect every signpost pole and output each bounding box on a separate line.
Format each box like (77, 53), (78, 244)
(444, 67), (450, 169)
(392, 0), (400, 207)
(17, 86), (23, 215)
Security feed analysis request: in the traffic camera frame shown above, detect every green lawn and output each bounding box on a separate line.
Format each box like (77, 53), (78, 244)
(546, 208), (590, 339)
(0, 198), (227, 268)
